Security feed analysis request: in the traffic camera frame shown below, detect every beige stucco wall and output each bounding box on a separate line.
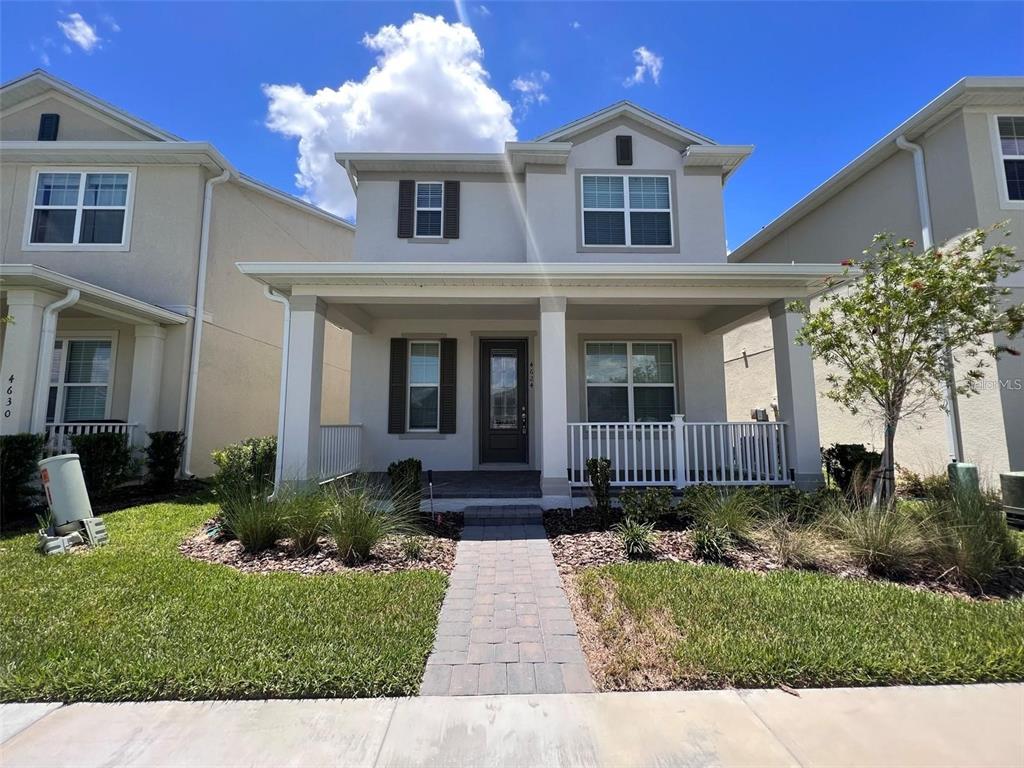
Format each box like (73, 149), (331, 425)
(0, 95), (143, 142)
(724, 315), (1011, 486)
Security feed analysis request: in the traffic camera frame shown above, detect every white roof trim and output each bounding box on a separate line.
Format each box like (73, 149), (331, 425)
(0, 264), (189, 325)
(682, 145), (755, 180)
(534, 100), (716, 146)
(730, 76), (1024, 262)
(0, 70), (180, 142)
(335, 144), (572, 182)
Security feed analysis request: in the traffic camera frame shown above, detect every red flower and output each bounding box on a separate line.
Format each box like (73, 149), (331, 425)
(911, 280), (924, 291)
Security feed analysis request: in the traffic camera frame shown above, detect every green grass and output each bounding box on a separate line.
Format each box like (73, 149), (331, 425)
(0, 500), (447, 702)
(578, 562), (1024, 690)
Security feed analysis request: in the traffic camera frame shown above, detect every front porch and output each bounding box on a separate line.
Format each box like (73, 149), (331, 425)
(239, 261), (844, 506)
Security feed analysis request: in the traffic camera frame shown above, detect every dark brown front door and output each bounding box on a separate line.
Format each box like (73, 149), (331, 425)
(479, 340), (528, 464)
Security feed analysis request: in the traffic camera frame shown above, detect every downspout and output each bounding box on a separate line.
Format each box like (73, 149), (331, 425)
(263, 285), (291, 497)
(182, 168), (232, 476)
(895, 135), (964, 462)
(30, 288), (80, 434)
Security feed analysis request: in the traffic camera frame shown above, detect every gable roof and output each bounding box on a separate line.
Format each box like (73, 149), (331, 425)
(534, 100), (716, 146)
(729, 76), (1024, 262)
(0, 69), (352, 231)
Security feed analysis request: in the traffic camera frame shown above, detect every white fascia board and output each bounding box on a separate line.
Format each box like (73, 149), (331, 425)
(0, 264), (189, 325)
(682, 144), (755, 180)
(730, 76), (1024, 262)
(334, 152), (507, 174)
(534, 100), (717, 146)
(0, 140), (232, 171)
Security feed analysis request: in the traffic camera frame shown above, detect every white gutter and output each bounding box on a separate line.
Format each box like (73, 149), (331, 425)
(30, 288), (80, 433)
(182, 168), (232, 476)
(263, 286), (291, 497)
(895, 135), (964, 462)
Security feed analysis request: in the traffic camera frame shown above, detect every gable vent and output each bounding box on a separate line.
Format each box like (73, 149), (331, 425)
(615, 135), (633, 166)
(38, 114), (60, 141)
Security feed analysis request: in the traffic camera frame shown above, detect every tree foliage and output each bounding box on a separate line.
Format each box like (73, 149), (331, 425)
(789, 225), (1023, 501)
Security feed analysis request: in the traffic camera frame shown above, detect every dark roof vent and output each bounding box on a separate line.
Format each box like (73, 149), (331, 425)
(615, 135), (633, 166)
(38, 113), (60, 141)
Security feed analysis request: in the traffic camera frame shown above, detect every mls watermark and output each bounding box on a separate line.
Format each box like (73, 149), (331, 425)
(971, 379), (1024, 392)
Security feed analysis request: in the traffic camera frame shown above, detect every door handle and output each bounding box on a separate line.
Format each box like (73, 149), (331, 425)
(520, 407), (528, 435)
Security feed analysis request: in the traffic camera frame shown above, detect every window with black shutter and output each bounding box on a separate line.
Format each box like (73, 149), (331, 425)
(388, 338), (408, 433)
(439, 338), (457, 433)
(443, 181), (460, 239)
(397, 180), (415, 238)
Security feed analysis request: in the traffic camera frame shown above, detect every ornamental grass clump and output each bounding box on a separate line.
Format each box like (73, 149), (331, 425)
(276, 485), (332, 554)
(836, 497), (927, 577)
(612, 517), (658, 560)
(217, 488), (283, 552)
(690, 488), (757, 542)
(325, 480), (421, 565)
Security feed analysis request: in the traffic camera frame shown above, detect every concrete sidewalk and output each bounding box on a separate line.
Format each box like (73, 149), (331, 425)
(2, 684), (1022, 767)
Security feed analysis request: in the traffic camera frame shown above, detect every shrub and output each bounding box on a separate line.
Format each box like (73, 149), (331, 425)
(211, 436), (276, 510)
(897, 466), (951, 499)
(145, 431), (185, 492)
(387, 458), (422, 516)
(612, 517), (657, 559)
(692, 524), (733, 562)
(277, 486), (331, 553)
(0, 433), (46, 517)
(822, 443), (882, 495)
(586, 457), (613, 526)
(69, 432), (135, 501)
(619, 486), (674, 525)
(218, 492), (283, 552)
(678, 484), (719, 525)
(690, 488), (756, 542)
(402, 535), (426, 561)
(922, 489), (1020, 589)
(325, 480), (420, 565)
(836, 498), (926, 577)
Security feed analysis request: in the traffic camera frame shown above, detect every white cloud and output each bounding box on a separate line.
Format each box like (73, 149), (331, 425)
(264, 14), (517, 219)
(102, 14), (121, 33)
(624, 46), (663, 87)
(30, 43), (50, 66)
(570, 20), (581, 29)
(475, 4), (491, 16)
(57, 12), (101, 52)
(510, 70), (550, 116)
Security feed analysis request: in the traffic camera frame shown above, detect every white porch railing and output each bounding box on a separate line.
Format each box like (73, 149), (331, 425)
(567, 420), (789, 488)
(44, 422), (137, 457)
(319, 424), (362, 479)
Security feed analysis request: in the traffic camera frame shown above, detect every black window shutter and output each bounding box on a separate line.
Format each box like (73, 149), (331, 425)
(443, 180), (460, 239)
(397, 180), (415, 238)
(38, 114), (60, 141)
(616, 135), (633, 166)
(388, 338), (408, 433)
(439, 338), (457, 434)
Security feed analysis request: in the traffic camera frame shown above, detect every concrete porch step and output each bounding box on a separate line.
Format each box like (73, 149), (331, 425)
(462, 505), (544, 525)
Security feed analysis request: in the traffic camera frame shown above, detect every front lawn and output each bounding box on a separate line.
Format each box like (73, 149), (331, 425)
(576, 562), (1024, 691)
(0, 500), (447, 702)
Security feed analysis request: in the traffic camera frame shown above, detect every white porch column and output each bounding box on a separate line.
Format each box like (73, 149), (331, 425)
(1, 289), (51, 435)
(127, 325), (167, 446)
(770, 300), (823, 488)
(280, 296), (326, 482)
(539, 296), (570, 497)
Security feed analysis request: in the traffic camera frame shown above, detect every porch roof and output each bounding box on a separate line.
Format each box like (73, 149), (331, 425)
(0, 264), (189, 325)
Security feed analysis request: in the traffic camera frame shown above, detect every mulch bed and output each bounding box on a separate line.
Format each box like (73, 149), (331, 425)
(544, 506), (1024, 601)
(180, 513), (463, 576)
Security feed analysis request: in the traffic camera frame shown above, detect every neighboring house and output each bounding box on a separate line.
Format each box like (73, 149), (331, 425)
(726, 77), (1024, 484)
(0, 70), (354, 477)
(239, 102), (847, 507)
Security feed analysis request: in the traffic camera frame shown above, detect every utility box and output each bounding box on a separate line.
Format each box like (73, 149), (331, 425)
(947, 462), (980, 496)
(1000, 471), (1024, 528)
(38, 454), (93, 535)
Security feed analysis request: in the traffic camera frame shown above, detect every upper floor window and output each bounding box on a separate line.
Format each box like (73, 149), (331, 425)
(581, 174), (672, 247)
(997, 117), (1024, 202)
(26, 169), (133, 249)
(415, 182), (443, 237)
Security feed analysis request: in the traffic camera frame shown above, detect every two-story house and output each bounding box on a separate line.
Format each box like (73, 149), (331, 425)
(0, 70), (353, 478)
(726, 77), (1024, 482)
(239, 102), (847, 507)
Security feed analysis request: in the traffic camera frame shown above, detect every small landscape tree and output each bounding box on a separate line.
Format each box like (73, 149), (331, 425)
(789, 225), (1023, 504)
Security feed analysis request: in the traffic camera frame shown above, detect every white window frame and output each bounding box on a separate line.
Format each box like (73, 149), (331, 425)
(990, 113), (1024, 211)
(584, 340), (677, 423)
(580, 174), (673, 247)
(407, 340), (441, 432)
(23, 167), (136, 251)
(414, 181), (444, 238)
(47, 333), (117, 424)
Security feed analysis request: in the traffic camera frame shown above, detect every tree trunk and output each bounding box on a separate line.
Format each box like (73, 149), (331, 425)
(872, 416), (899, 507)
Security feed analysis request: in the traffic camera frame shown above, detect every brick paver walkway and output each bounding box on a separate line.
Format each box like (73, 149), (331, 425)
(421, 507), (595, 696)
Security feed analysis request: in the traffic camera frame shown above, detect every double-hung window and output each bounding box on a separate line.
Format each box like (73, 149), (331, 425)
(27, 169), (133, 248)
(997, 116), (1024, 203)
(581, 174), (672, 246)
(585, 341), (676, 422)
(408, 341), (441, 430)
(415, 182), (443, 237)
(47, 338), (113, 423)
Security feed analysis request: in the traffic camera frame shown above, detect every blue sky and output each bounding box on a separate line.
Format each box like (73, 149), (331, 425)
(2, 2), (1022, 246)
